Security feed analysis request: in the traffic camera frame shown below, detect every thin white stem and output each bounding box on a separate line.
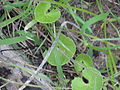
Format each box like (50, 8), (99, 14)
(18, 21), (80, 90)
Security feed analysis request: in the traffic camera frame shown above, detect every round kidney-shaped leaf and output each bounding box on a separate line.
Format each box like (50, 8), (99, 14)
(34, 2), (61, 23)
(47, 34), (76, 66)
(72, 67), (103, 90)
(74, 53), (93, 73)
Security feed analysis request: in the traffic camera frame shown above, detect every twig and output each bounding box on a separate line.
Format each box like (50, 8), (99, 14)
(18, 21), (70, 90)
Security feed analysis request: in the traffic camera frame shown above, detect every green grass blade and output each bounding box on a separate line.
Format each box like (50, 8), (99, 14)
(0, 35), (28, 45)
(87, 45), (108, 53)
(96, 0), (103, 13)
(16, 30), (41, 45)
(5, 62), (53, 84)
(94, 38), (120, 41)
(46, 0), (96, 16)
(68, 8), (92, 34)
(109, 11), (120, 24)
(0, 2), (31, 28)
(88, 44), (120, 50)
(109, 17), (120, 22)
(24, 20), (37, 30)
(0, 10), (29, 28)
(81, 12), (109, 34)
(1, 0), (29, 8)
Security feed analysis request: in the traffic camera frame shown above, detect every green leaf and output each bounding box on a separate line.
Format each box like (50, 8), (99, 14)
(34, 2), (61, 23)
(44, 34), (76, 81)
(47, 34), (76, 66)
(71, 67), (103, 90)
(81, 12), (109, 34)
(74, 53), (93, 73)
(117, 86), (120, 90)
(54, 48), (64, 81)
